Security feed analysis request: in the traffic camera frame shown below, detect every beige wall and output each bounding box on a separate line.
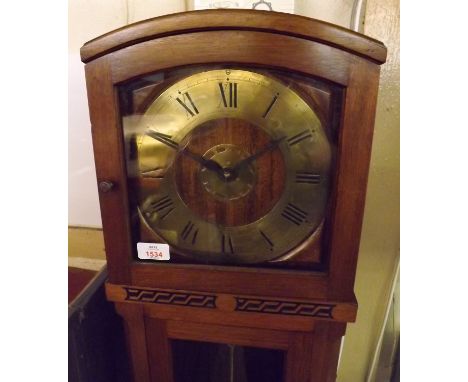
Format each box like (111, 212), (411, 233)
(337, 0), (400, 381)
(69, 0), (186, 227)
(68, 226), (106, 260)
(69, 1), (399, 380)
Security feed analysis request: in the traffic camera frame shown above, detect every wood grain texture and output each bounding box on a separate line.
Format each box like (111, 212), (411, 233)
(145, 318), (174, 382)
(284, 322), (345, 382)
(327, 59), (382, 300)
(117, 303), (346, 382)
(80, 9), (387, 64)
(115, 303), (151, 382)
(108, 30), (353, 86)
(68, 267), (97, 303)
(308, 322), (346, 382)
(285, 331), (315, 382)
(127, 69), (329, 269)
(130, 262), (328, 299)
(143, 303), (317, 332)
(166, 320), (291, 350)
(84, 11), (385, 300)
(84, 58), (133, 284)
(174, 118), (285, 227)
(105, 282), (358, 326)
(81, 11), (387, 382)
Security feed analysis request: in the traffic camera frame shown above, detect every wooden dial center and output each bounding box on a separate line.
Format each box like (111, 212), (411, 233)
(175, 118), (286, 227)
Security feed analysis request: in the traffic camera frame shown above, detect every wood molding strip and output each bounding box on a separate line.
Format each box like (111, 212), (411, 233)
(81, 10), (387, 64)
(106, 283), (357, 323)
(166, 320), (291, 350)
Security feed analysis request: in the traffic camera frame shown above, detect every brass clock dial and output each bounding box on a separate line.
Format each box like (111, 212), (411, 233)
(134, 69), (332, 264)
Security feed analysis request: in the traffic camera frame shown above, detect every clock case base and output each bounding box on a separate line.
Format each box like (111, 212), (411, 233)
(110, 282), (349, 382)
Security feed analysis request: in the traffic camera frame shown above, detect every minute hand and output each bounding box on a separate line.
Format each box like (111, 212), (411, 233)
(232, 136), (286, 173)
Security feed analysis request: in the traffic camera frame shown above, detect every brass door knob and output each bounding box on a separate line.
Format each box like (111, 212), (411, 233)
(98, 181), (114, 193)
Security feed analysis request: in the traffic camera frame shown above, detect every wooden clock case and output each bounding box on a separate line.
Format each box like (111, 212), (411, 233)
(81, 10), (386, 382)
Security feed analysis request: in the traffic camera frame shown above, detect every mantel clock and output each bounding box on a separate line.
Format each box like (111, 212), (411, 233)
(81, 10), (386, 382)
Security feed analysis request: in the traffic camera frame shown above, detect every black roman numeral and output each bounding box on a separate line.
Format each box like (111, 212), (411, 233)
(287, 130), (312, 146)
(219, 82), (238, 108)
(262, 94), (279, 118)
(281, 203), (308, 226)
(221, 233), (234, 254)
(176, 92), (199, 117)
(259, 229), (274, 250)
(146, 131), (179, 150)
(181, 221), (199, 244)
(295, 172), (321, 184)
(147, 195), (174, 220)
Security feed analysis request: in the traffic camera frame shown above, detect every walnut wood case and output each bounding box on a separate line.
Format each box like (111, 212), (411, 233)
(81, 10), (386, 382)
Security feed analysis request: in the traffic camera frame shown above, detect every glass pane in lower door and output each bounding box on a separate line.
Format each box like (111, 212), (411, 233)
(171, 339), (285, 382)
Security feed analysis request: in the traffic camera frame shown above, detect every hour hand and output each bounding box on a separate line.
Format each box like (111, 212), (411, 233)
(180, 148), (225, 176)
(146, 130), (224, 176)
